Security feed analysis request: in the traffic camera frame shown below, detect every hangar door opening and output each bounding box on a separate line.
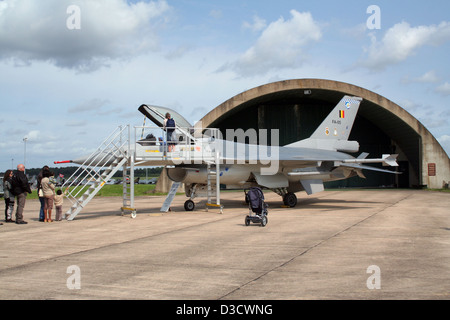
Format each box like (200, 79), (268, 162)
(211, 93), (420, 188)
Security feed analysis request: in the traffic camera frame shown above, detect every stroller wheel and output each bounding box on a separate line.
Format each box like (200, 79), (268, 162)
(260, 215), (268, 227)
(245, 216), (250, 226)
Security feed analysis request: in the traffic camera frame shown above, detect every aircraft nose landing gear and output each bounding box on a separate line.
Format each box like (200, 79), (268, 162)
(184, 199), (195, 211)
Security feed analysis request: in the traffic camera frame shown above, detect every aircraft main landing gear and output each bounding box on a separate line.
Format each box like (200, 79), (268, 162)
(283, 192), (297, 207)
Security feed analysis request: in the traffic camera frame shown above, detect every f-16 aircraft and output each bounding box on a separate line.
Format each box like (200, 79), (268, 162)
(57, 95), (398, 219)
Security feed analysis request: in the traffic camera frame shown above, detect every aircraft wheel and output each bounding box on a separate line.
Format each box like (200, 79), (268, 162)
(245, 216), (250, 226)
(260, 215), (268, 227)
(184, 200), (195, 211)
(283, 192), (297, 207)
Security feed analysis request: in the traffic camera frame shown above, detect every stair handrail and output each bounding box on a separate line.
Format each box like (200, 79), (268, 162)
(62, 125), (130, 205)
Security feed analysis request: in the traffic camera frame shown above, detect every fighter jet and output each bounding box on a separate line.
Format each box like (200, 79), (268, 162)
(141, 96), (398, 210)
(57, 95), (399, 214)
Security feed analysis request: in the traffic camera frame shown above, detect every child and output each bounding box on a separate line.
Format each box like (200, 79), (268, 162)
(49, 173), (57, 186)
(54, 189), (66, 221)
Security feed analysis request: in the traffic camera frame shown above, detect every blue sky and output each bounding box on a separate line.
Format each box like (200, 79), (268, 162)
(0, 0), (449, 172)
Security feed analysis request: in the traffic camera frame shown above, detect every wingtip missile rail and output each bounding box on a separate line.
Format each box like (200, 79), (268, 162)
(340, 154), (399, 167)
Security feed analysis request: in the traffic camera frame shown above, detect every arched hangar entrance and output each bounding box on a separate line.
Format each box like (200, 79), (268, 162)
(200, 79), (450, 189)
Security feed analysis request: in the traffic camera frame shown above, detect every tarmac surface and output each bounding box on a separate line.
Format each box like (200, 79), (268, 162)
(0, 189), (449, 300)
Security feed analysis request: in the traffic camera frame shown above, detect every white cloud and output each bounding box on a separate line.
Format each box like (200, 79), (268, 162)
(403, 70), (440, 84)
(419, 116), (448, 129)
(0, 0), (171, 72)
(25, 130), (40, 141)
(242, 15), (267, 32)
(66, 120), (86, 127)
(165, 45), (192, 60)
(435, 82), (450, 96)
(68, 98), (110, 113)
(361, 21), (450, 71)
(400, 99), (422, 112)
(415, 70), (440, 83)
(220, 10), (322, 77)
(209, 9), (222, 20)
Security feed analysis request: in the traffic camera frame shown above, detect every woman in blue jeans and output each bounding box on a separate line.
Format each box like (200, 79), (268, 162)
(37, 166), (50, 222)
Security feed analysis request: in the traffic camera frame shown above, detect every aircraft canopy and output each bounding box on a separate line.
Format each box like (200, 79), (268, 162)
(138, 104), (193, 128)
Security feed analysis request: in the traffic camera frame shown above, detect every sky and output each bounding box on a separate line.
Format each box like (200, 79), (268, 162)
(0, 0), (449, 172)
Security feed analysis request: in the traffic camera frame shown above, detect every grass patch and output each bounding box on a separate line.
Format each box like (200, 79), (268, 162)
(25, 184), (172, 200)
(95, 184), (156, 197)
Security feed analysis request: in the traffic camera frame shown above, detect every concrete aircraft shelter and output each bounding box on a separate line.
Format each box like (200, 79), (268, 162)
(200, 79), (450, 189)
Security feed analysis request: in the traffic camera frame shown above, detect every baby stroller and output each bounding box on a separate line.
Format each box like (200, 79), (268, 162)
(245, 187), (268, 227)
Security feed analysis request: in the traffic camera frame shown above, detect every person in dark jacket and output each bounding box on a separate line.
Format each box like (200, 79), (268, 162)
(164, 112), (176, 152)
(3, 170), (15, 223)
(11, 164), (32, 224)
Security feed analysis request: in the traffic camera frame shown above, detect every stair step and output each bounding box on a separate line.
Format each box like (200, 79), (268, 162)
(63, 153), (129, 220)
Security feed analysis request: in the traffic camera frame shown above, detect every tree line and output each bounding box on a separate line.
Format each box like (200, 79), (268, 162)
(1, 166), (163, 178)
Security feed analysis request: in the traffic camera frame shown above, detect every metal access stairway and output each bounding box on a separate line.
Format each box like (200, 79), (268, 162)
(61, 122), (225, 219)
(205, 151), (223, 213)
(62, 125), (132, 220)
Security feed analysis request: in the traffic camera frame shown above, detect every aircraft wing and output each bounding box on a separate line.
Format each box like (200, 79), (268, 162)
(219, 142), (399, 169)
(284, 152), (399, 173)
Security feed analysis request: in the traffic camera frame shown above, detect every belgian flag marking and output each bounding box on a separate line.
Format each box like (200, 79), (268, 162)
(339, 110), (345, 118)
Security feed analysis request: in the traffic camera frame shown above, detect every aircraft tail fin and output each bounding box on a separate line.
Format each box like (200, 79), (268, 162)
(286, 95), (362, 152)
(310, 95), (362, 140)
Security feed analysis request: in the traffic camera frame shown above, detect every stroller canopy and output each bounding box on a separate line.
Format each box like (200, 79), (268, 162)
(247, 187), (264, 209)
